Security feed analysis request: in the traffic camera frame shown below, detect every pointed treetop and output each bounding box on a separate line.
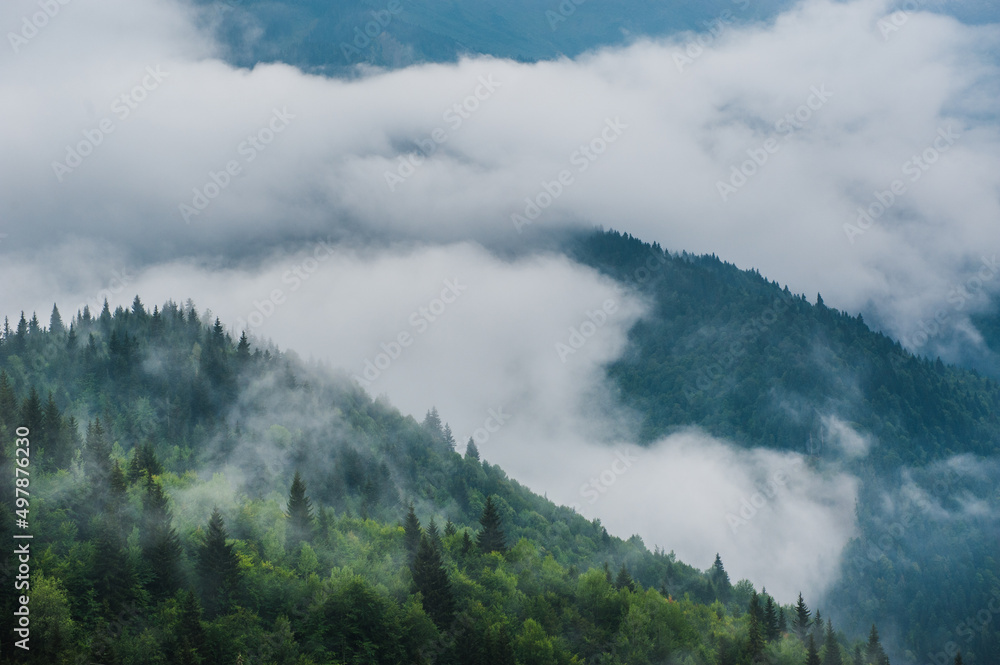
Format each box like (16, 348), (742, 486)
(49, 304), (64, 334)
(465, 438), (480, 462)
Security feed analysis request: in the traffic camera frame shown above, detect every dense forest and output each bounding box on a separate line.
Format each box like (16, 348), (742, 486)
(0, 298), (900, 664)
(569, 229), (1000, 664)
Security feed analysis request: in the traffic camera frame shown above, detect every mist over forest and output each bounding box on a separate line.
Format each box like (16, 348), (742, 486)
(1, 0), (999, 663)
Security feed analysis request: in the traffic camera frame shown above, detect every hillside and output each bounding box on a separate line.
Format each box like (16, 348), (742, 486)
(0, 299), (884, 664)
(569, 229), (1000, 663)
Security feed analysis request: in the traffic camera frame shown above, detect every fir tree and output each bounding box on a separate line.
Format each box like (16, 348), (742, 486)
(615, 564), (635, 591)
(794, 592), (812, 639)
(822, 618), (842, 665)
(806, 634), (822, 665)
(764, 593), (779, 641)
(444, 519), (456, 537)
(426, 517), (442, 552)
(954, 653), (962, 665)
(748, 592), (765, 662)
(477, 495), (506, 554)
(813, 610), (825, 643)
(142, 477), (183, 600)
(866, 624), (888, 665)
(0, 372), (18, 435)
(403, 503), (422, 561)
(236, 331), (251, 361)
(49, 303), (65, 335)
(176, 590), (206, 665)
(19, 388), (43, 438)
(197, 508), (241, 618)
(93, 519), (133, 617)
(423, 407), (443, 436)
(460, 530), (474, 557)
(285, 470), (314, 549)
(411, 535), (455, 629)
(41, 391), (67, 471)
(465, 438), (480, 462)
(779, 606), (788, 635)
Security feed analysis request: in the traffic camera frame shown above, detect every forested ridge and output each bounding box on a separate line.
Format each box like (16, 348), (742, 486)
(569, 229), (1000, 664)
(0, 298), (895, 664)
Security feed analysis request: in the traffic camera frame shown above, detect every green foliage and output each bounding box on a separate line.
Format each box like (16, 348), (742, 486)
(0, 298), (895, 664)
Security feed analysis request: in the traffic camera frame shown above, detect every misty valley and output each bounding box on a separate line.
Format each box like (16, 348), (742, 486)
(3, 0), (1000, 663)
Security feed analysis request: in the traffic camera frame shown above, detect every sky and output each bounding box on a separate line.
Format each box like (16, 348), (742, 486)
(2, 0), (999, 601)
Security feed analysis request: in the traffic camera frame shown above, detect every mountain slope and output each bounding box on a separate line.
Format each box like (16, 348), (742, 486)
(568, 229), (1000, 663)
(0, 298), (882, 664)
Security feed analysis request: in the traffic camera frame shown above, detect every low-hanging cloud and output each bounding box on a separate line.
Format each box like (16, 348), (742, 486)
(1, 0), (997, 610)
(2, 0), (1000, 344)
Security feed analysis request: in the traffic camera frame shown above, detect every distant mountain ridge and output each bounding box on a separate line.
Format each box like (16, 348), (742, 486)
(566, 229), (1000, 663)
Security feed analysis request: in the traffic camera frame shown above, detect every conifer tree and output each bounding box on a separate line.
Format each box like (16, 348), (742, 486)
(465, 438), (480, 462)
(748, 592), (765, 662)
(866, 624), (888, 665)
(411, 535), (455, 629)
(806, 634), (822, 665)
(93, 519), (133, 617)
(176, 590), (206, 665)
(0, 372), (18, 435)
(477, 495), (506, 554)
(41, 391), (66, 471)
(444, 519), (456, 537)
(14, 312), (27, 347)
(197, 508), (241, 617)
(822, 618), (842, 665)
(142, 477), (183, 600)
(779, 606), (788, 635)
(794, 592), (812, 639)
(764, 593), (779, 641)
(615, 564), (635, 591)
(404, 503), (422, 562)
(460, 530), (474, 557)
(954, 653), (962, 665)
(285, 470), (314, 549)
(236, 331), (251, 362)
(813, 610), (825, 643)
(19, 388), (43, 438)
(426, 517), (442, 552)
(49, 303), (64, 335)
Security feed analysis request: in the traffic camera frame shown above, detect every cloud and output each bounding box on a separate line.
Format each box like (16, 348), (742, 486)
(2, 0), (999, 337)
(2, 0), (997, 606)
